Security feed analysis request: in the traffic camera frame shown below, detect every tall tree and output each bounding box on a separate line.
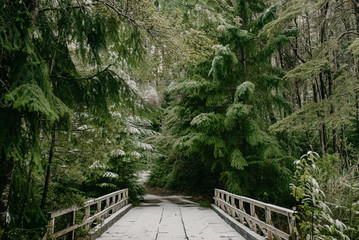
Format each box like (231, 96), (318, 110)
(0, 0), (180, 230)
(267, 0), (359, 160)
(151, 0), (295, 203)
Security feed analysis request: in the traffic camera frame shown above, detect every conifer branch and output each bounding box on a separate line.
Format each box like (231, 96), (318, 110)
(82, 64), (113, 80)
(39, 4), (95, 12)
(181, 0), (199, 8)
(338, 30), (359, 41)
(290, 43), (306, 64)
(94, 0), (167, 47)
(52, 64), (113, 81)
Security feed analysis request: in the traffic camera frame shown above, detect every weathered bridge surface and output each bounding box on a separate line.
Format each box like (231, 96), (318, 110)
(97, 191), (246, 240)
(45, 186), (296, 240)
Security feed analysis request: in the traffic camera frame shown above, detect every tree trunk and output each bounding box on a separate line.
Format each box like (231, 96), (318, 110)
(350, 1), (359, 140)
(313, 83), (326, 155)
(40, 130), (56, 210)
(295, 80), (302, 109)
(356, 94), (359, 137)
(29, 0), (40, 23)
(306, 131), (314, 151)
(351, 0), (359, 31)
(0, 107), (21, 227)
(318, 1), (329, 155)
(327, 71), (338, 153)
(19, 158), (34, 226)
(0, 153), (14, 227)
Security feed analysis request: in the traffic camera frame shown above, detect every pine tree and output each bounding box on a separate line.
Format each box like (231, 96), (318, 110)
(152, 0), (295, 202)
(0, 0), (176, 233)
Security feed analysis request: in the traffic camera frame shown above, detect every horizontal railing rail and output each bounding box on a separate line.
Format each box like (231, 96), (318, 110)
(214, 189), (297, 240)
(44, 188), (129, 240)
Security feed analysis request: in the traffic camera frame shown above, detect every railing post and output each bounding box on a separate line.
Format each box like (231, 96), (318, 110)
(122, 190), (126, 205)
(238, 198), (244, 224)
(106, 198), (110, 217)
(250, 203), (257, 233)
(84, 206), (90, 229)
(45, 216), (55, 240)
(71, 210), (76, 240)
(266, 207), (273, 240)
(97, 201), (101, 213)
(225, 193), (230, 213)
(120, 191), (123, 208)
(231, 195), (235, 207)
(214, 189), (217, 205)
(230, 194), (235, 217)
(125, 190), (128, 205)
(220, 192), (224, 209)
(289, 213), (296, 240)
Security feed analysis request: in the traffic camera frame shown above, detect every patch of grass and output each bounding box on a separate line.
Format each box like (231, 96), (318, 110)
(198, 199), (211, 208)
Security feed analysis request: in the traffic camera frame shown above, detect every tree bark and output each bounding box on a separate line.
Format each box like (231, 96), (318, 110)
(356, 94), (359, 137)
(351, 0), (359, 31)
(29, 0), (40, 23)
(327, 71), (338, 153)
(0, 107), (21, 227)
(350, 1), (359, 139)
(317, 1), (329, 155)
(295, 80), (302, 109)
(313, 83), (326, 155)
(19, 159), (34, 226)
(40, 130), (56, 210)
(0, 153), (14, 227)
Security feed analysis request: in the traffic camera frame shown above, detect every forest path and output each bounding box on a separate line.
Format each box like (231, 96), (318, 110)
(96, 186), (245, 240)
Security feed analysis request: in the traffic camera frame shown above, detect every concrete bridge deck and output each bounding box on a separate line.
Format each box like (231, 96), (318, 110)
(97, 191), (245, 240)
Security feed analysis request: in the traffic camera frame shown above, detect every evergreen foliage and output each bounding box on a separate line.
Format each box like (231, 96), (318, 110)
(0, 0), (179, 238)
(149, 0), (295, 204)
(1, 0), (359, 239)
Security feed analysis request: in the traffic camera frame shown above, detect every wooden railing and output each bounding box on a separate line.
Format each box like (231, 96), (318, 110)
(44, 188), (129, 240)
(214, 189), (296, 240)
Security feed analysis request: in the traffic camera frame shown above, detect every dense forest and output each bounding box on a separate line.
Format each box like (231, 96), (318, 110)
(0, 0), (358, 239)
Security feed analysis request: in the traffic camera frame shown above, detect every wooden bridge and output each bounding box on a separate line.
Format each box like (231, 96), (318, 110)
(44, 189), (297, 240)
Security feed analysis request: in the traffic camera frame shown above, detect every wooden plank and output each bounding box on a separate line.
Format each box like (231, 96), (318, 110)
(50, 206), (79, 218)
(53, 223), (79, 238)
